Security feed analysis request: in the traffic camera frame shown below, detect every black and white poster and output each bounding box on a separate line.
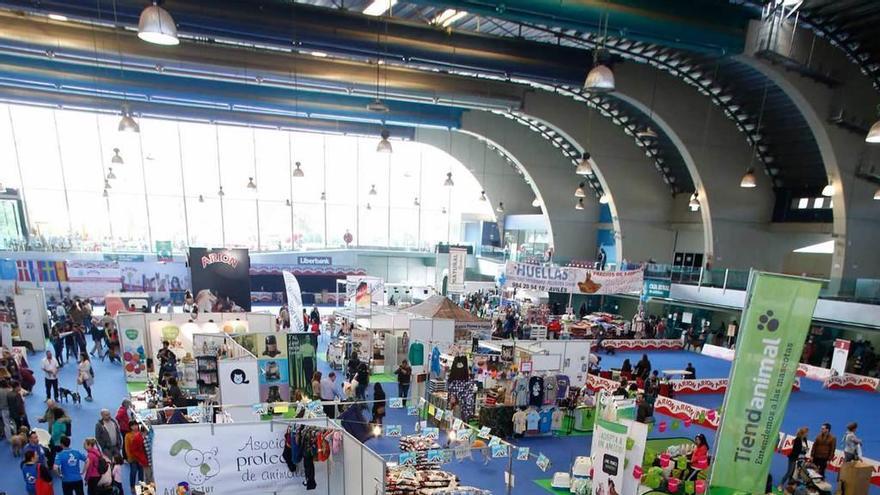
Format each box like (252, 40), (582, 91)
(188, 248), (252, 311)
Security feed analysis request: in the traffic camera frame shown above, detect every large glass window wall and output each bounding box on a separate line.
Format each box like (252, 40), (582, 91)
(0, 103), (493, 252)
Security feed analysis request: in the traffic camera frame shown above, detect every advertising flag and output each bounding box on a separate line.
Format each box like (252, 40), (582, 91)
(447, 247), (467, 293)
(709, 272), (821, 495)
(283, 271), (305, 332)
(591, 419), (628, 495)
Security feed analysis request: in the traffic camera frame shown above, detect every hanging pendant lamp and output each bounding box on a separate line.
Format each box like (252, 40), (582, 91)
(531, 197), (541, 207)
(688, 192), (700, 211)
(376, 129), (392, 153)
(118, 104), (140, 133)
(413, 197), (420, 207)
(103, 179), (112, 190)
(575, 182), (587, 198)
(218, 186), (225, 197)
(740, 168), (757, 188)
(495, 202), (505, 213)
(320, 191), (326, 201)
(102, 188), (109, 198)
(585, 64), (615, 92)
(598, 194), (609, 204)
(292, 161), (304, 178)
(111, 148), (124, 165)
(821, 182), (834, 197)
(444, 172), (454, 187)
(369, 184), (377, 196)
(873, 186), (880, 200)
(575, 198), (585, 210)
(576, 152), (593, 175)
(198, 194), (205, 203)
(137, 1), (180, 46)
(247, 177), (257, 190)
(866, 106), (880, 143)
(479, 190), (487, 201)
(106, 168), (117, 180)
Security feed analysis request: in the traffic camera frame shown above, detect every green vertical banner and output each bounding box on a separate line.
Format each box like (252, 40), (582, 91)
(155, 240), (173, 262)
(709, 272), (821, 495)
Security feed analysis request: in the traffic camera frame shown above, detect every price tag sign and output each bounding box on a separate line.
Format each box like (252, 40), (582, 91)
(516, 447), (530, 461)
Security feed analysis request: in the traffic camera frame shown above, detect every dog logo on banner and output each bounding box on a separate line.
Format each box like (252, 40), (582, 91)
(169, 439), (221, 489)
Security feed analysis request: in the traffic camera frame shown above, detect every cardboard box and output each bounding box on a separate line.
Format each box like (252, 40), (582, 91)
(837, 461), (872, 495)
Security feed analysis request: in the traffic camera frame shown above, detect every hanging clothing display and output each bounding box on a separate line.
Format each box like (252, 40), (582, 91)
(446, 379), (476, 420)
(448, 355), (469, 381)
(514, 375), (529, 407)
(551, 408), (565, 431)
(408, 342), (425, 366)
(430, 347), (442, 377)
(528, 376), (544, 407)
(526, 409), (540, 433)
(512, 409), (528, 435)
(543, 375), (557, 405)
(555, 375), (570, 401)
(280, 423), (337, 491)
(538, 408), (553, 433)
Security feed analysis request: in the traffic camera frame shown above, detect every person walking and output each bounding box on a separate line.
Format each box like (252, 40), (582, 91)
(310, 371), (322, 401)
(0, 378), (13, 439)
(394, 360), (412, 406)
(780, 427), (808, 488)
(50, 326), (66, 367)
(319, 372), (341, 419)
(76, 354), (94, 402)
(22, 449), (40, 495)
(54, 435), (86, 495)
(82, 437), (104, 495)
(94, 410), (122, 458)
(371, 383), (386, 425)
(9, 380), (30, 431)
(355, 361), (370, 400)
(42, 351), (60, 402)
(810, 423), (836, 476)
(124, 421), (148, 492)
(844, 422), (862, 462)
(23, 430), (49, 465)
(49, 408), (70, 467)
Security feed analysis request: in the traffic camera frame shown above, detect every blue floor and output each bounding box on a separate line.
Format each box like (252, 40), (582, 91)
(595, 350), (733, 379)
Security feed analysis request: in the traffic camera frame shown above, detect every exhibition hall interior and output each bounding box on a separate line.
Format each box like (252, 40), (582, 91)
(1, 1), (880, 495)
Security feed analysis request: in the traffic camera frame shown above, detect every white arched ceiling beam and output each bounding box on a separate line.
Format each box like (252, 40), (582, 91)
(737, 54), (880, 286)
(458, 110), (603, 261)
(514, 91), (681, 264)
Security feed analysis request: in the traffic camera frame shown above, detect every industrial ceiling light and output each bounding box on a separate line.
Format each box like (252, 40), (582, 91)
(102, 188), (109, 198)
(366, 202), (372, 211)
(198, 194), (205, 203)
(111, 148), (124, 165)
(441, 206), (447, 214)
(495, 202), (504, 213)
(575, 198), (585, 210)
(443, 172), (454, 187)
(118, 104), (140, 133)
(874, 187), (880, 201)
(821, 182), (834, 197)
(247, 177), (257, 190)
(740, 167), (757, 188)
(636, 127), (658, 139)
(285, 199), (292, 207)
(292, 161), (305, 178)
(106, 168), (116, 180)
(137, 1), (180, 46)
(531, 197), (541, 207)
(413, 197), (420, 207)
(367, 99), (390, 113)
(218, 186), (225, 197)
(598, 194), (609, 204)
(320, 191), (326, 201)
(433, 9), (467, 27)
(575, 182), (587, 198)
(363, 0), (397, 16)
(867, 106), (880, 143)
(369, 184), (377, 196)
(688, 192), (700, 211)
(585, 63), (615, 92)
(103, 179), (112, 190)
(576, 152), (594, 175)
(376, 129), (393, 153)
(479, 190), (487, 201)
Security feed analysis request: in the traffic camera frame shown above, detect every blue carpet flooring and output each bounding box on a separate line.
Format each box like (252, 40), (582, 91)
(2, 330), (878, 495)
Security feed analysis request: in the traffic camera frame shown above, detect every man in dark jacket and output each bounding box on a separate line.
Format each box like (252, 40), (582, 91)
(810, 423), (836, 476)
(95, 409), (122, 457)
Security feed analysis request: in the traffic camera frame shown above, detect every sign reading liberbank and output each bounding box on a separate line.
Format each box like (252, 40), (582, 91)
(297, 256), (332, 266)
(709, 272), (821, 495)
(503, 261), (643, 295)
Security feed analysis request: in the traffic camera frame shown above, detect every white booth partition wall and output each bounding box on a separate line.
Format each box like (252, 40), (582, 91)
(13, 288), (46, 351)
(407, 318), (455, 374)
(333, 420), (386, 495)
(218, 356), (260, 423)
(152, 418), (341, 495)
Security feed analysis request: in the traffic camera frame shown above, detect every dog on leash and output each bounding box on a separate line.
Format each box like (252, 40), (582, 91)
(10, 426), (29, 457)
(59, 387), (81, 405)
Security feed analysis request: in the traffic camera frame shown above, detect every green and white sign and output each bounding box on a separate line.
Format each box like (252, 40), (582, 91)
(156, 240), (173, 262)
(709, 272), (821, 495)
